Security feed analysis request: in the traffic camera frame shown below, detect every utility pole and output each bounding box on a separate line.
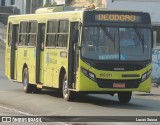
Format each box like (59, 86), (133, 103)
(30, 0), (32, 13)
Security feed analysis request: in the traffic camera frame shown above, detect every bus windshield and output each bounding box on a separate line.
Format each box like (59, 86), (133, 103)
(81, 26), (151, 61)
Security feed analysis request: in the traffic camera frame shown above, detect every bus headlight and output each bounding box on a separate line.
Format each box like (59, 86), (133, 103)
(81, 67), (96, 81)
(141, 69), (152, 82)
(81, 67), (88, 76)
(88, 72), (96, 80)
(141, 73), (147, 81)
(147, 69), (152, 77)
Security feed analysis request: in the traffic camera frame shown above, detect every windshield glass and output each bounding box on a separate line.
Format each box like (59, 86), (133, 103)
(81, 27), (151, 61)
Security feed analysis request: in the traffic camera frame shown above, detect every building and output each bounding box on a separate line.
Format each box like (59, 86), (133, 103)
(55, 0), (65, 5)
(1, 0), (107, 14)
(0, 0), (20, 25)
(0, 0), (15, 6)
(14, 0), (44, 14)
(72, 0), (106, 7)
(0, 0), (45, 14)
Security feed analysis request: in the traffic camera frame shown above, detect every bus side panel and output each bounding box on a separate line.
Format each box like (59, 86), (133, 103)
(43, 49), (56, 87)
(55, 49), (68, 88)
(16, 47), (36, 84)
(5, 23), (11, 79)
(43, 48), (68, 88)
(39, 51), (44, 83)
(16, 48), (23, 83)
(14, 50), (17, 79)
(5, 47), (11, 79)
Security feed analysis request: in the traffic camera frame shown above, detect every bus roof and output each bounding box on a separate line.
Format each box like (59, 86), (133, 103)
(8, 8), (150, 24)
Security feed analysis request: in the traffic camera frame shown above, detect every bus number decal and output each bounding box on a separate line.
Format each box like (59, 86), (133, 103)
(24, 50), (27, 57)
(100, 73), (112, 78)
(99, 54), (119, 60)
(60, 51), (67, 58)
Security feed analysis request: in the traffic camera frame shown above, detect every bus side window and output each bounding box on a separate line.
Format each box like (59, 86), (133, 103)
(46, 20), (58, 47)
(19, 22), (28, 46)
(28, 21), (37, 46)
(8, 23), (12, 47)
(57, 20), (69, 48)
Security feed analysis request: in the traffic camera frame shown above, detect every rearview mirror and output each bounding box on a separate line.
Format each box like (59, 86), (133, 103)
(72, 29), (79, 43)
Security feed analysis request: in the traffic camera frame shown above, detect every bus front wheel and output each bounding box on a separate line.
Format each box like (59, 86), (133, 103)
(62, 74), (75, 101)
(118, 91), (132, 103)
(23, 68), (34, 93)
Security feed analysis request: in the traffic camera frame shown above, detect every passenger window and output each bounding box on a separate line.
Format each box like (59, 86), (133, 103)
(19, 22), (28, 46)
(28, 21), (37, 46)
(46, 20), (58, 47)
(57, 20), (69, 47)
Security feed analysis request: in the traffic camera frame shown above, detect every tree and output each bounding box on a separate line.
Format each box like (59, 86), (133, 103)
(65, 0), (73, 6)
(44, 1), (57, 7)
(87, 0), (96, 3)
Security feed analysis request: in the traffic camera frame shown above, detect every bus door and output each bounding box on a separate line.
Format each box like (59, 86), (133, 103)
(36, 23), (46, 84)
(10, 24), (19, 80)
(68, 22), (80, 89)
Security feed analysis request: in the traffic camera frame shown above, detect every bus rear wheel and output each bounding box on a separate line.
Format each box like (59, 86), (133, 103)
(23, 68), (34, 93)
(62, 74), (75, 101)
(118, 91), (132, 103)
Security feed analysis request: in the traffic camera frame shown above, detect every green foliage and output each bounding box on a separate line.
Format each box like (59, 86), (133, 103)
(65, 0), (73, 5)
(43, 1), (57, 7)
(87, 0), (96, 3)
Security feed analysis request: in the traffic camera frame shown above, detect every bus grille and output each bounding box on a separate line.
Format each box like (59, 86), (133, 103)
(96, 79), (141, 88)
(93, 64), (144, 71)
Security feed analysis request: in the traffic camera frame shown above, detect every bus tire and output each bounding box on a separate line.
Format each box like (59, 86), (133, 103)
(62, 73), (75, 101)
(33, 88), (42, 93)
(118, 91), (132, 103)
(23, 67), (34, 93)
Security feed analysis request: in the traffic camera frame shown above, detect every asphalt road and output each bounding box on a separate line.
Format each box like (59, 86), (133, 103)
(0, 43), (160, 125)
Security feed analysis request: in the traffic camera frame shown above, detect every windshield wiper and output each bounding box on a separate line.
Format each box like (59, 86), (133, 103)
(99, 24), (115, 49)
(100, 24), (115, 42)
(135, 26), (145, 53)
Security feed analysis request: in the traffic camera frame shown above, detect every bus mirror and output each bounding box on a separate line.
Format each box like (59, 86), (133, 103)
(72, 29), (79, 43)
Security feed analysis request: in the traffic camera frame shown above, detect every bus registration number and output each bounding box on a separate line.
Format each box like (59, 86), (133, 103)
(113, 83), (125, 88)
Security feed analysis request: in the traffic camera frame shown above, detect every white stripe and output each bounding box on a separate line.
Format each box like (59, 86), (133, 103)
(0, 105), (66, 124)
(0, 105), (33, 116)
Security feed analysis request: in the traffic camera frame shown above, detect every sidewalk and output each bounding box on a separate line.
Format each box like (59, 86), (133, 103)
(133, 86), (160, 100)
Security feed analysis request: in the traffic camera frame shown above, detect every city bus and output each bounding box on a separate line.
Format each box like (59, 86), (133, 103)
(5, 7), (152, 103)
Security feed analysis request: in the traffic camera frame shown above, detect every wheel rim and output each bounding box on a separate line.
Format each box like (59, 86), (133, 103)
(63, 79), (69, 98)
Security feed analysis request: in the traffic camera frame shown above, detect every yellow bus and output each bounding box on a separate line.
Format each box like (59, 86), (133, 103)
(5, 7), (152, 103)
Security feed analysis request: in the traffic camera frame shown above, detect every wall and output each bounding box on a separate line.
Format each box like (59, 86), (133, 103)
(73, 0), (106, 7)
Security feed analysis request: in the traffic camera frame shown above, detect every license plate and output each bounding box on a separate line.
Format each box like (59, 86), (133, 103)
(113, 83), (125, 88)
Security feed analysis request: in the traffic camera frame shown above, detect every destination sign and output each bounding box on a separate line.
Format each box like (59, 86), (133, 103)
(95, 14), (140, 22)
(83, 11), (151, 25)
